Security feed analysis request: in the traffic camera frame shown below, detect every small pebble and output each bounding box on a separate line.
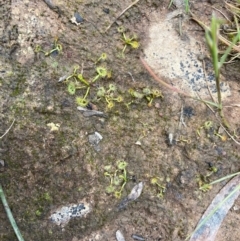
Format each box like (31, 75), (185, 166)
(103, 8), (110, 14)
(127, 182), (144, 201)
(135, 140), (141, 146)
(58, 74), (68, 82)
(167, 133), (175, 146)
(77, 106), (106, 117)
(74, 12), (84, 23)
(116, 230), (125, 241)
(131, 234), (145, 241)
(0, 160), (5, 167)
(70, 12), (84, 26)
(117, 182), (144, 210)
(95, 131), (103, 141)
(154, 102), (160, 108)
(88, 132), (103, 145)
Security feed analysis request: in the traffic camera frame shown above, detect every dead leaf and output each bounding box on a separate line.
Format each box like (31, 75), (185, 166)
(189, 174), (240, 241)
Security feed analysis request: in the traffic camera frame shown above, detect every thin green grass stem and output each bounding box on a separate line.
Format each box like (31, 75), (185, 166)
(205, 16), (230, 128)
(185, 0), (189, 13)
(219, 31), (240, 68)
(0, 184), (25, 241)
(209, 171), (240, 186)
(83, 87), (90, 100)
(168, 0), (174, 8)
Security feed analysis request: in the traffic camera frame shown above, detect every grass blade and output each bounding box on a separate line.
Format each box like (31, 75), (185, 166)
(0, 184), (25, 241)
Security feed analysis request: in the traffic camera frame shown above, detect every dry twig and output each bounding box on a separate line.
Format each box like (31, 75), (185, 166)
(0, 119), (15, 139)
(105, 0), (141, 33)
(140, 57), (192, 97)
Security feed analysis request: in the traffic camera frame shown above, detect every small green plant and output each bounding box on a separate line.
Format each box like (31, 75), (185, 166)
(65, 66), (90, 87)
(129, 87), (163, 106)
(67, 81), (76, 95)
(214, 130), (227, 142)
(64, 66), (91, 107)
(96, 84), (123, 109)
(92, 66), (109, 83)
(197, 120), (227, 141)
(118, 27), (140, 56)
(197, 166), (218, 192)
(35, 209), (43, 217)
(0, 184), (25, 241)
(75, 87), (90, 107)
(34, 37), (62, 57)
(63, 64), (110, 107)
(150, 177), (166, 198)
(95, 52), (108, 64)
(205, 16), (240, 128)
(196, 120), (213, 136)
(104, 160), (128, 198)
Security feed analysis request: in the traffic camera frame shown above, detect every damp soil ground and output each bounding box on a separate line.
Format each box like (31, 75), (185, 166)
(0, 0), (240, 241)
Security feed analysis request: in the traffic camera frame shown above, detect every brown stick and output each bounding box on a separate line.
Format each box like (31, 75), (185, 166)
(190, 13), (240, 53)
(0, 119), (15, 139)
(140, 57), (220, 108)
(105, 0), (141, 33)
(140, 57), (192, 98)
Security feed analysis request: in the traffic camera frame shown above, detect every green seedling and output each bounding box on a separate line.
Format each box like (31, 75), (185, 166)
(67, 82), (76, 95)
(214, 130), (227, 141)
(96, 84), (123, 109)
(197, 121), (227, 141)
(92, 66), (109, 83)
(150, 177), (166, 198)
(75, 87), (90, 107)
(176, 135), (191, 144)
(63, 66), (91, 107)
(35, 37), (62, 57)
(76, 73), (90, 86)
(117, 26), (125, 33)
(204, 16), (240, 128)
(35, 209), (42, 217)
(61, 63), (113, 107)
(115, 161), (128, 198)
(65, 66), (90, 86)
(122, 33), (140, 50)
(128, 89), (144, 99)
(198, 171), (240, 194)
(129, 87), (163, 106)
(196, 121), (213, 136)
(95, 52), (107, 64)
(104, 160), (128, 198)
(204, 121), (213, 130)
(197, 166), (218, 192)
(119, 28), (140, 56)
(143, 88), (163, 106)
(66, 67), (89, 96)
